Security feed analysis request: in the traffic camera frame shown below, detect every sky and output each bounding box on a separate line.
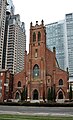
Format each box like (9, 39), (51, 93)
(12, 0), (73, 51)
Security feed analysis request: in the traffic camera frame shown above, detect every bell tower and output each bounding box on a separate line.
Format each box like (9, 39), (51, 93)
(29, 20), (46, 59)
(27, 20), (47, 102)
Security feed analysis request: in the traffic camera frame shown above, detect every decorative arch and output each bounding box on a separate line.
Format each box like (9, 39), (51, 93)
(33, 64), (39, 78)
(14, 90), (21, 100)
(38, 31), (41, 41)
(59, 79), (63, 85)
(56, 88), (66, 100)
(18, 81), (21, 87)
(33, 89), (38, 100)
(33, 32), (36, 42)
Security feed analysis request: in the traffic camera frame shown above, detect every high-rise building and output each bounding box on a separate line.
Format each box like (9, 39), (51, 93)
(5, 14), (26, 74)
(0, 0), (26, 74)
(45, 20), (66, 70)
(1, 0), (14, 70)
(6, 0), (14, 15)
(0, 0), (8, 69)
(65, 13), (73, 76)
(46, 13), (73, 77)
(0, 0), (14, 70)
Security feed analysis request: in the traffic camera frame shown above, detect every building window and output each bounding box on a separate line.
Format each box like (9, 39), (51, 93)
(0, 93), (2, 96)
(38, 31), (41, 41)
(33, 43), (35, 46)
(18, 81), (21, 87)
(0, 80), (2, 87)
(1, 73), (3, 76)
(34, 49), (38, 58)
(6, 72), (9, 78)
(0, 80), (2, 83)
(33, 32), (36, 42)
(59, 79), (63, 85)
(38, 43), (40, 46)
(33, 64), (39, 78)
(48, 79), (50, 83)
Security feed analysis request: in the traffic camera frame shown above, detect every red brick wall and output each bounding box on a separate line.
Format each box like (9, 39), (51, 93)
(13, 70), (25, 98)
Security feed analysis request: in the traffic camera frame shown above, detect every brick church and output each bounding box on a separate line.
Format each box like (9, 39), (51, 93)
(13, 20), (69, 103)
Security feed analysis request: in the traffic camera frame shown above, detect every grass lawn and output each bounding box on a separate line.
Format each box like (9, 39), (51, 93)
(0, 114), (73, 120)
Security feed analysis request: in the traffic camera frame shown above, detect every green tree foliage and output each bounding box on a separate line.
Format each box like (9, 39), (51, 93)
(69, 84), (72, 100)
(47, 88), (51, 101)
(50, 87), (53, 101)
(47, 85), (56, 102)
(53, 84), (56, 102)
(43, 90), (45, 102)
(21, 86), (27, 100)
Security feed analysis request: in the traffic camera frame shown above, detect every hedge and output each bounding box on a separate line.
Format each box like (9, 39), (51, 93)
(0, 101), (73, 107)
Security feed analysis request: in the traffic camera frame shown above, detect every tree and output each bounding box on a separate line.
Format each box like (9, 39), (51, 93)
(50, 86), (53, 101)
(21, 86), (27, 101)
(69, 84), (72, 100)
(47, 88), (51, 101)
(43, 90), (45, 102)
(51, 85), (56, 102)
(53, 84), (56, 102)
(47, 86), (56, 102)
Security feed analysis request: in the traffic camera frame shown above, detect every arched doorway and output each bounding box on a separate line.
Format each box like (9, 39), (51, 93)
(15, 92), (20, 99)
(33, 89), (38, 100)
(58, 91), (63, 99)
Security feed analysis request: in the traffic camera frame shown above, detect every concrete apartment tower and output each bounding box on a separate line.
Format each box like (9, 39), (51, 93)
(5, 14), (26, 74)
(0, 0), (7, 69)
(2, 0), (14, 70)
(0, 0), (26, 74)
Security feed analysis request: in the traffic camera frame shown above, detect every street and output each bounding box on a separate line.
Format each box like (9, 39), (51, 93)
(0, 105), (73, 116)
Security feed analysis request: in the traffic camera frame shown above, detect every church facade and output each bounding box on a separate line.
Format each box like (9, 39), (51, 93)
(13, 20), (69, 102)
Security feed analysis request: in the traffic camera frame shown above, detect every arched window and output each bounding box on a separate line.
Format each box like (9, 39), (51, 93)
(33, 89), (38, 100)
(18, 81), (21, 87)
(59, 79), (63, 85)
(58, 91), (63, 99)
(38, 32), (41, 41)
(33, 64), (39, 78)
(33, 32), (36, 42)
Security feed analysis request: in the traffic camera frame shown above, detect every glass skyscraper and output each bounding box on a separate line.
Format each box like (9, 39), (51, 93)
(45, 20), (65, 70)
(46, 13), (73, 77)
(65, 13), (73, 76)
